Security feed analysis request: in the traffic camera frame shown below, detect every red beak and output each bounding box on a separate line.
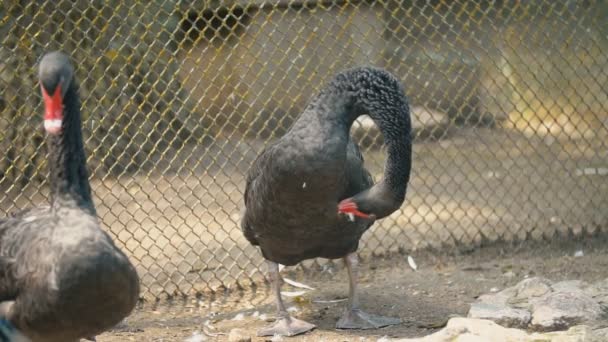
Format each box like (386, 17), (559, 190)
(41, 82), (63, 134)
(337, 199), (371, 219)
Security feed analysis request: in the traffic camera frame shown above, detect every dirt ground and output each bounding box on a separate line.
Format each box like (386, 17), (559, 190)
(98, 236), (608, 341)
(2, 127), (606, 299)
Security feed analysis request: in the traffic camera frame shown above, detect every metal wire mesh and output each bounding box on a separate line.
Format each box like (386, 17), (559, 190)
(1, 0), (606, 300)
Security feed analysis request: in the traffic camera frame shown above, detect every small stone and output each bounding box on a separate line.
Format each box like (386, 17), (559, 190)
(551, 280), (588, 293)
(530, 291), (603, 332)
(468, 302), (531, 328)
(510, 277), (553, 304)
(586, 278), (608, 304)
(228, 328), (251, 342)
(186, 332), (207, 342)
(503, 271), (515, 278)
(592, 327), (608, 340)
(475, 287), (516, 306)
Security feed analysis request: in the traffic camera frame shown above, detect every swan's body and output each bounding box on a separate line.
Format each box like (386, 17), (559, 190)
(243, 138), (373, 265)
(242, 67), (412, 336)
(0, 51), (139, 342)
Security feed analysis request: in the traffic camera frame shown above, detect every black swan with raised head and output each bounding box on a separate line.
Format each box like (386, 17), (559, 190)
(0, 51), (140, 342)
(242, 67), (412, 336)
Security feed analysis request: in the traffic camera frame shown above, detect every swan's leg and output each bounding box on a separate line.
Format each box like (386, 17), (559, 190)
(257, 260), (315, 337)
(336, 253), (401, 329)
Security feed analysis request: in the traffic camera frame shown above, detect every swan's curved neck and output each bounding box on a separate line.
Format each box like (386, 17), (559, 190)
(382, 137), (411, 202)
(312, 68), (412, 201)
(47, 82), (95, 214)
(304, 67), (412, 219)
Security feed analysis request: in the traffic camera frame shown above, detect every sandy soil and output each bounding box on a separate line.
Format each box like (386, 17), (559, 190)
(99, 236), (608, 341)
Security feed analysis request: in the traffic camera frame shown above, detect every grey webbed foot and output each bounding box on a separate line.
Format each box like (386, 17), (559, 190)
(257, 316), (316, 337)
(336, 308), (401, 330)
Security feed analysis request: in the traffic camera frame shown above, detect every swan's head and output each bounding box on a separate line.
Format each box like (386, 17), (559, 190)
(39, 51), (74, 135)
(337, 198), (376, 221)
(337, 181), (404, 221)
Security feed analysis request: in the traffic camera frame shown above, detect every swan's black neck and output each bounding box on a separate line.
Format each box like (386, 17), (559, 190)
(307, 67), (412, 207)
(47, 81), (95, 215)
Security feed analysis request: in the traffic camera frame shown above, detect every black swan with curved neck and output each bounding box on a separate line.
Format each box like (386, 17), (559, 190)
(0, 51), (139, 342)
(242, 67), (412, 336)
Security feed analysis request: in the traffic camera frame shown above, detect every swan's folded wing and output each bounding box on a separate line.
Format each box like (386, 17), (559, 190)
(0, 255), (17, 303)
(0, 215), (18, 302)
(241, 145), (276, 245)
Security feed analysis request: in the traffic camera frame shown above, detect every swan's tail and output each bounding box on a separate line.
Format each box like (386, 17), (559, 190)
(0, 319), (29, 342)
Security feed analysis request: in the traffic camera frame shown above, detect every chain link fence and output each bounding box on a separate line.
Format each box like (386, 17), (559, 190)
(1, 0), (607, 300)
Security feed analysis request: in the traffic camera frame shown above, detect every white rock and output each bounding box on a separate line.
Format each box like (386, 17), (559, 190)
(392, 318), (530, 341)
(232, 313), (245, 321)
(392, 318), (607, 341)
(184, 331), (207, 342)
(228, 328), (251, 342)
